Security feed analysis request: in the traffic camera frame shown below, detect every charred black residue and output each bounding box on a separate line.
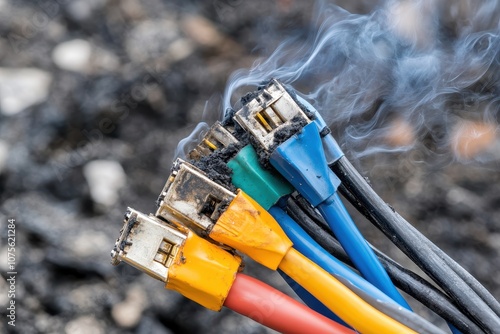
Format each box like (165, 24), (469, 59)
(112, 213), (138, 257)
(215, 198), (231, 219)
(319, 127), (331, 137)
(222, 109), (250, 145)
(200, 194), (219, 219)
(240, 91), (261, 105)
(252, 116), (309, 169)
(273, 116), (308, 144)
(249, 134), (273, 170)
(222, 108), (236, 126)
(191, 144), (242, 192)
(239, 79), (275, 108)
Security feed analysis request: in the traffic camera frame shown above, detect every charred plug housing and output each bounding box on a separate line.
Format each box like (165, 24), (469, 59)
(233, 79), (312, 151)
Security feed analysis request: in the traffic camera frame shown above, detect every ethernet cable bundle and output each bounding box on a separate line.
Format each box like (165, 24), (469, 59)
(111, 79), (500, 334)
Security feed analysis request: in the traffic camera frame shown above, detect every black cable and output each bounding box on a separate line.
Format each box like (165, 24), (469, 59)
(330, 156), (500, 333)
(286, 198), (485, 334)
(332, 166), (500, 316)
(334, 157), (500, 318)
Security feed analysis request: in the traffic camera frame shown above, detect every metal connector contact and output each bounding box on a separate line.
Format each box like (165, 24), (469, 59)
(188, 121), (239, 160)
(233, 79), (311, 151)
(110, 208), (186, 282)
(156, 159), (236, 234)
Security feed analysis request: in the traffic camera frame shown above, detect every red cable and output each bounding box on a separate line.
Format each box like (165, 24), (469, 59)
(224, 273), (355, 334)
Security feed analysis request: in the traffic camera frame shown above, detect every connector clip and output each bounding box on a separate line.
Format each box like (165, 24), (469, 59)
(156, 159), (236, 234)
(111, 208), (242, 311)
(110, 208), (186, 282)
(188, 121), (239, 160)
(233, 79), (311, 151)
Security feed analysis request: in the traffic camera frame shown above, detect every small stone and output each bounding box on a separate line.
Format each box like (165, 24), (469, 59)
(446, 187), (467, 205)
(125, 19), (193, 66)
(126, 19), (179, 63)
(450, 120), (497, 160)
(89, 46), (121, 73)
(83, 160), (126, 207)
(181, 15), (225, 48)
(0, 68), (52, 115)
(66, 0), (107, 22)
(111, 285), (146, 328)
(168, 38), (195, 63)
(488, 233), (500, 250)
(65, 315), (105, 334)
(52, 39), (92, 72)
(388, 0), (436, 49)
(384, 117), (415, 147)
(120, 0), (146, 20)
(67, 230), (110, 258)
(181, 15), (241, 54)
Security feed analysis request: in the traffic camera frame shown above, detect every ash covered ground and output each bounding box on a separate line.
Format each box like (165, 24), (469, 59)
(0, 0), (499, 333)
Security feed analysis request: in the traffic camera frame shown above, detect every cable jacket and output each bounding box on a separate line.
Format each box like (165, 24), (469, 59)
(279, 270), (349, 326)
(332, 156), (500, 332)
(279, 248), (418, 334)
(225, 273), (355, 334)
(287, 197), (484, 334)
(317, 192), (411, 310)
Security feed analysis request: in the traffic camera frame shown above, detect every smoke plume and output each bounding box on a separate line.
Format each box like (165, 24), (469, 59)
(222, 0), (500, 163)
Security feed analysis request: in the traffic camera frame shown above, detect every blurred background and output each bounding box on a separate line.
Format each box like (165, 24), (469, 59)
(0, 0), (499, 333)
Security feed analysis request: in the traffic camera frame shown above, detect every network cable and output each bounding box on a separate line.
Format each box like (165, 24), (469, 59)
(110, 78), (500, 334)
(187, 122), (404, 310)
(232, 79), (409, 309)
(189, 125), (347, 322)
(286, 196), (484, 334)
(155, 159), (444, 334)
(284, 79), (500, 332)
(110, 208), (352, 334)
(332, 155), (500, 333)
(233, 78), (500, 332)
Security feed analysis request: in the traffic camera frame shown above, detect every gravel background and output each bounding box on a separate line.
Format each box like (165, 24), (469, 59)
(0, 1), (499, 333)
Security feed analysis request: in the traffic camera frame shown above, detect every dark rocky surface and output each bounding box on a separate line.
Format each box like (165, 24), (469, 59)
(0, 1), (499, 333)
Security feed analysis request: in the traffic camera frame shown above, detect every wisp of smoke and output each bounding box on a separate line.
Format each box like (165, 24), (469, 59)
(174, 95), (223, 159)
(221, 0), (500, 163)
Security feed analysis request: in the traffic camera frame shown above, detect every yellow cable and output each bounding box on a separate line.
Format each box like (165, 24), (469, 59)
(279, 248), (417, 334)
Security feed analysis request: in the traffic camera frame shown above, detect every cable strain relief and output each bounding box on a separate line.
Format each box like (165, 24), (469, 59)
(228, 145), (294, 210)
(270, 123), (341, 207)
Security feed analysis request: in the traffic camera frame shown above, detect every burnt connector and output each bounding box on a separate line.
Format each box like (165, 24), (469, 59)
(110, 207), (242, 311)
(233, 79), (311, 151)
(155, 159), (293, 270)
(156, 159), (235, 234)
(188, 121), (239, 161)
(110, 208), (186, 281)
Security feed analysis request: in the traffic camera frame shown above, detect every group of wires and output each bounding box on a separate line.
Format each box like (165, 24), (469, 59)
(110, 79), (500, 333)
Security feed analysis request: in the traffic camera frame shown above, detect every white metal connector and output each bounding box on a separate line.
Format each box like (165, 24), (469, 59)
(233, 79), (311, 151)
(188, 121), (239, 160)
(156, 159), (236, 234)
(110, 208), (186, 282)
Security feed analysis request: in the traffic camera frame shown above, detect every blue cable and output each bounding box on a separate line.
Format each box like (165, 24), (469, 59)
(269, 206), (399, 305)
(317, 193), (412, 310)
(269, 122), (411, 310)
